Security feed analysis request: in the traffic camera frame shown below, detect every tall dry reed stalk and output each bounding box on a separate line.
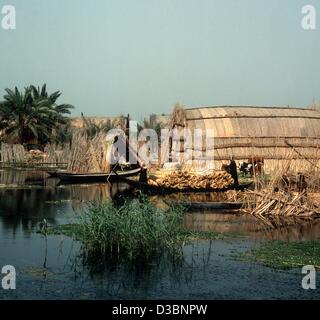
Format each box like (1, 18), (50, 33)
(0, 143), (25, 163)
(45, 130), (112, 173)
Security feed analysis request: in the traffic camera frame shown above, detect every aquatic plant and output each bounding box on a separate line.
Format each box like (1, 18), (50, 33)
(240, 241), (320, 270)
(78, 196), (187, 259)
(44, 197), (232, 261)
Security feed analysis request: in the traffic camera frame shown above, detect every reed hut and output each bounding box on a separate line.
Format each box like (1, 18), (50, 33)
(163, 105), (320, 172)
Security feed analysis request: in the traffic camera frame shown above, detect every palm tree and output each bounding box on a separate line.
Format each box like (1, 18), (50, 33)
(30, 84), (74, 144)
(31, 84), (73, 120)
(0, 84), (74, 145)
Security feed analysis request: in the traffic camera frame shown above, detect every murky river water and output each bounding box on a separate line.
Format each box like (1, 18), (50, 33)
(0, 170), (319, 300)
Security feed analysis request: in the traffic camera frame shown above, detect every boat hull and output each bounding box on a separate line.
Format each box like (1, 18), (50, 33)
(56, 168), (141, 183)
(166, 201), (244, 211)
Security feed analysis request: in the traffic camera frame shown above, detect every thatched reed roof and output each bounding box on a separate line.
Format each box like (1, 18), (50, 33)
(184, 106), (320, 138)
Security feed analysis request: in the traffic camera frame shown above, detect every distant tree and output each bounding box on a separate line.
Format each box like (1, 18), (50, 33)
(80, 113), (115, 139)
(0, 84), (74, 146)
(53, 123), (74, 145)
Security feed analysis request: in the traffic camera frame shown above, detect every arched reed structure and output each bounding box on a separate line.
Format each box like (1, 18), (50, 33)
(167, 106), (320, 172)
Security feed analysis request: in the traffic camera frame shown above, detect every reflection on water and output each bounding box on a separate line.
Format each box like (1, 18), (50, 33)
(149, 193), (320, 242)
(0, 169), (56, 187)
(184, 211), (320, 242)
(184, 211), (262, 234)
(73, 244), (212, 297)
(0, 170), (320, 299)
(0, 170), (131, 235)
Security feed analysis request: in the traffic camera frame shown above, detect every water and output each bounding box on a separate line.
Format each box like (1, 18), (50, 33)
(0, 170), (319, 300)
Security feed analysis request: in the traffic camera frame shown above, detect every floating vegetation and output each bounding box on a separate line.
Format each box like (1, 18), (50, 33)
(44, 223), (84, 239)
(44, 200), (72, 204)
(239, 241), (320, 270)
(23, 266), (52, 279)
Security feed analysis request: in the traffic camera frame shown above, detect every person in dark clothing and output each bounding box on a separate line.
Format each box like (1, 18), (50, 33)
(139, 163), (148, 184)
(229, 156), (239, 187)
(125, 114), (130, 162)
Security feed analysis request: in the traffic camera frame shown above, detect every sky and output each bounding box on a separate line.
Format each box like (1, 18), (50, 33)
(0, 0), (320, 121)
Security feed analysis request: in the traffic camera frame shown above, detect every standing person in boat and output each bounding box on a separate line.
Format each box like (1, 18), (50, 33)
(229, 156), (239, 187)
(125, 114), (130, 162)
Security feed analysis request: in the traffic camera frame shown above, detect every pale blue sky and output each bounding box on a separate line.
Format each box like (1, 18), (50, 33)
(0, 0), (319, 120)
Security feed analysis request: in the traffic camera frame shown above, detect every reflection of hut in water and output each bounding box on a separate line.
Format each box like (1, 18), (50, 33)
(184, 212), (320, 241)
(161, 105), (320, 173)
(183, 212), (262, 234)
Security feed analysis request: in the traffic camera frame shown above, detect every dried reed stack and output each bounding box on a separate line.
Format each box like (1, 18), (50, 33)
(169, 103), (187, 128)
(243, 189), (320, 228)
(148, 170), (234, 190)
(0, 143), (25, 163)
(242, 157), (320, 228)
(44, 143), (66, 165)
(160, 103), (187, 165)
(45, 131), (111, 173)
(67, 131), (111, 173)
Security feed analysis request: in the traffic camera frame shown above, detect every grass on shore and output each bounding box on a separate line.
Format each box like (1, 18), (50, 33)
(240, 241), (320, 270)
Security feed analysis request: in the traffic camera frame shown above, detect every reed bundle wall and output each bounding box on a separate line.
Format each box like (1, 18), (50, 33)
(168, 106), (320, 173)
(0, 143), (25, 163)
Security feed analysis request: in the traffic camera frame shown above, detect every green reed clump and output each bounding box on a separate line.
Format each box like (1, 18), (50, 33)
(78, 197), (186, 259)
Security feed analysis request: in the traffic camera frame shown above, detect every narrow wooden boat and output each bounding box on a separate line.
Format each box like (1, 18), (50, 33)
(56, 168), (141, 183)
(165, 201), (244, 211)
(46, 171), (62, 178)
